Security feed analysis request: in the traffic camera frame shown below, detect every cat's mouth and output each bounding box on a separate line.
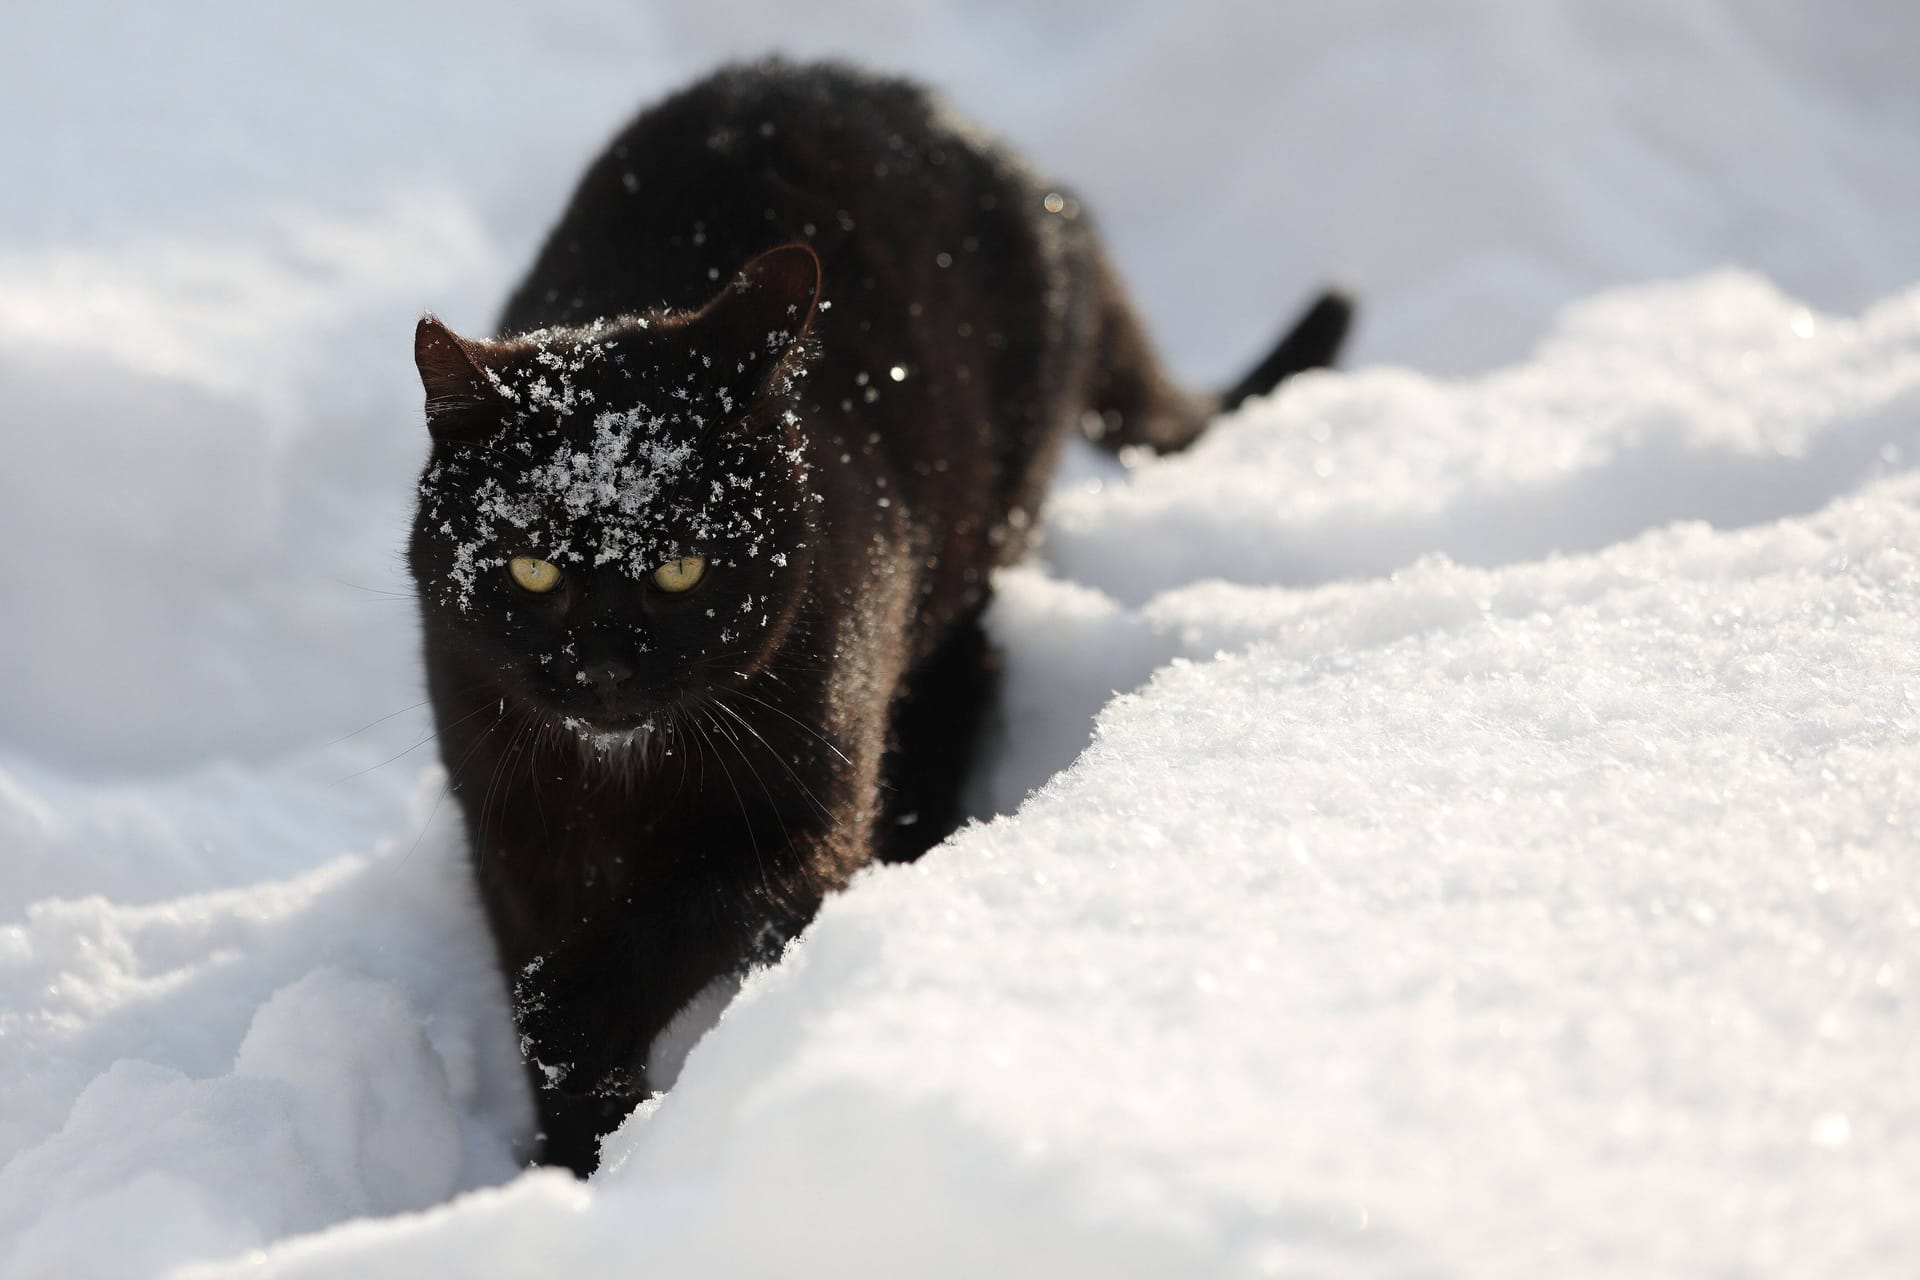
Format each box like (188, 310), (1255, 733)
(531, 669), (733, 752)
(557, 711), (663, 753)
(540, 681), (687, 733)
(566, 708), (657, 732)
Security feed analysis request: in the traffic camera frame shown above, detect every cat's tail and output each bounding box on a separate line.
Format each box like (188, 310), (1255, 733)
(1216, 289), (1354, 414)
(1083, 262), (1354, 454)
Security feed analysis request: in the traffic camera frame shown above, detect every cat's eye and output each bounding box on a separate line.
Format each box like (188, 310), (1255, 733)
(652, 555), (707, 593)
(508, 556), (563, 593)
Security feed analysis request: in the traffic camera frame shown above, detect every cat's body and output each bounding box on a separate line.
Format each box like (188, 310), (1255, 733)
(409, 60), (1349, 1174)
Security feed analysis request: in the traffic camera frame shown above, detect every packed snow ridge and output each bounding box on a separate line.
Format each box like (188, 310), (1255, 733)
(4, 271), (1918, 1279)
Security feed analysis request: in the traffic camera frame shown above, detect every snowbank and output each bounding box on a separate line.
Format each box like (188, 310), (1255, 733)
(5, 274), (1917, 1278)
(4, 1), (1920, 1277)
(0, 776), (530, 1275)
(202, 457), (1920, 1277)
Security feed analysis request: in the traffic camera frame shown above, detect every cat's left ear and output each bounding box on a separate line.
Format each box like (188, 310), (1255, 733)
(696, 243), (823, 371)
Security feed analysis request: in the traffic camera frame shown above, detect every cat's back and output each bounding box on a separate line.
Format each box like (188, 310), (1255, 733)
(499, 59), (1056, 337)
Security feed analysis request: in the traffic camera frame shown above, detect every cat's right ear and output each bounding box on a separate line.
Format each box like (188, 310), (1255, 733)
(697, 243), (824, 373)
(414, 316), (496, 441)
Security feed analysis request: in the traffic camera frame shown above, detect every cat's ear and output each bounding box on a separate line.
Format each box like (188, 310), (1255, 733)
(696, 243), (822, 371)
(414, 316), (497, 440)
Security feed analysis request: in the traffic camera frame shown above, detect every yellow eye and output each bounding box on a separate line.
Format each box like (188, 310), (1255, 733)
(651, 555), (707, 593)
(508, 556), (562, 593)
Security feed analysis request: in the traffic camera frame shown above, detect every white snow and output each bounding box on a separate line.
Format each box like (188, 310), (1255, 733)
(4, 2), (1919, 1278)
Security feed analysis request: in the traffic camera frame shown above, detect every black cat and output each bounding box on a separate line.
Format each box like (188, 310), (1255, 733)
(408, 59), (1350, 1175)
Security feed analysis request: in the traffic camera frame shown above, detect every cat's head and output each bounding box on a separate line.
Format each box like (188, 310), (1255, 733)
(408, 244), (822, 737)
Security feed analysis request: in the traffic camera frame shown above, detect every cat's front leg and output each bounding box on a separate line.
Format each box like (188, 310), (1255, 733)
(507, 926), (654, 1174)
(532, 1080), (636, 1177)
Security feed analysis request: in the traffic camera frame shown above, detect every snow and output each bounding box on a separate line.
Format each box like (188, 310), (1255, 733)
(3, 2), (1919, 1277)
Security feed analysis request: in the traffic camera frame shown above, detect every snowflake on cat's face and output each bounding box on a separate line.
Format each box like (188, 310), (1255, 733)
(420, 383), (778, 612)
(477, 323), (623, 420)
(477, 407), (697, 575)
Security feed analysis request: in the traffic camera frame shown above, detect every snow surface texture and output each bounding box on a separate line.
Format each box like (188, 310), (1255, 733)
(3, 2), (1919, 1278)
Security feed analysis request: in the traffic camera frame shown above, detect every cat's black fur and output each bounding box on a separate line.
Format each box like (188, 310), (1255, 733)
(408, 59), (1350, 1175)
